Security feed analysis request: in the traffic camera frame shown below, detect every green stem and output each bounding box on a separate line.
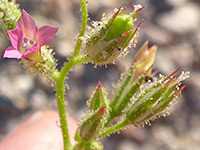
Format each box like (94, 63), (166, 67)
(73, 0), (88, 57)
(55, 75), (72, 150)
(60, 54), (88, 79)
(104, 115), (114, 127)
(53, 55), (87, 150)
(99, 119), (129, 138)
(52, 1), (88, 149)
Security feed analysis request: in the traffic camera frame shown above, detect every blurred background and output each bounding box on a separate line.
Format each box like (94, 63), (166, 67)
(0, 0), (200, 149)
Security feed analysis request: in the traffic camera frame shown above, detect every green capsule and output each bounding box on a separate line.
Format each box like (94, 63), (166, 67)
(104, 14), (134, 44)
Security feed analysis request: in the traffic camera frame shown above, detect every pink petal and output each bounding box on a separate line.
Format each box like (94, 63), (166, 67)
(16, 9), (37, 40)
(3, 47), (23, 59)
(36, 25), (58, 47)
(8, 29), (23, 49)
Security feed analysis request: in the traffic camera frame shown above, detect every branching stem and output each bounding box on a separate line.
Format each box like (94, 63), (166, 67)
(52, 0), (88, 149)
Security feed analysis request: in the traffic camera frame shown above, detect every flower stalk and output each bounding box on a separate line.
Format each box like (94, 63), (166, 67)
(99, 120), (129, 138)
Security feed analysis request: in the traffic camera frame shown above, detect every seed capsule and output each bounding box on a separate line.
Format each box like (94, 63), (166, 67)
(85, 5), (144, 65)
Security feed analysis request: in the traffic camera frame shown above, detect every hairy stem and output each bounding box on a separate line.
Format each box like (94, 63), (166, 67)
(104, 115), (115, 127)
(53, 54), (87, 150)
(60, 54), (88, 79)
(52, 0), (88, 149)
(73, 0), (88, 57)
(99, 120), (129, 138)
(55, 74), (72, 150)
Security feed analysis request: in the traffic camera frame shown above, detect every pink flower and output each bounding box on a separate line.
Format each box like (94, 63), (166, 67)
(3, 10), (58, 62)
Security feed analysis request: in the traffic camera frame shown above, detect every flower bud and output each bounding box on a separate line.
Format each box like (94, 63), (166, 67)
(80, 107), (106, 142)
(131, 41), (157, 82)
(109, 71), (145, 120)
(85, 5), (144, 65)
(108, 42), (157, 122)
(89, 82), (109, 117)
(126, 69), (190, 125)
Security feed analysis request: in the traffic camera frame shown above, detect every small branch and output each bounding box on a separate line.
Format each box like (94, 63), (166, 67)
(104, 115), (115, 127)
(60, 54), (88, 79)
(60, 57), (75, 80)
(99, 120), (129, 138)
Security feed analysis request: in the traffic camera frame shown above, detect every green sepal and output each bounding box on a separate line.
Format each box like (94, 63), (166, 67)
(126, 79), (172, 124)
(111, 66), (134, 107)
(133, 85), (176, 124)
(85, 7), (120, 48)
(85, 5), (143, 65)
(21, 46), (57, 78)
(129, 72), (174, 108)
(137, 83), (187, 125)
(110, 72), (144, 119)
(90, 82), (109, 118)
(86, 38), (121, 64)
(80, 107), (106, 142)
